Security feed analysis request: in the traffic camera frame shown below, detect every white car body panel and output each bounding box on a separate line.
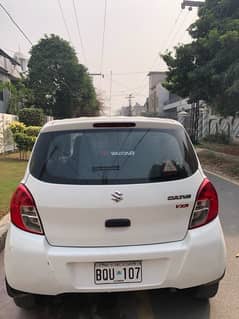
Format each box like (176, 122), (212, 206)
(41, 116), (183, 133)
(5, 218), (226, 295)
(25, 171), (203, 247)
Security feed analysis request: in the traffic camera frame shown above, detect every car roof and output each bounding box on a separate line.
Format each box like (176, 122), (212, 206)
(41, 116), (183, 133)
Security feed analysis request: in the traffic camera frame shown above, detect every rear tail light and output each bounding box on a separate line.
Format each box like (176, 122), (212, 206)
(10, 184), (44, 235)
(189, 178), (218, 229)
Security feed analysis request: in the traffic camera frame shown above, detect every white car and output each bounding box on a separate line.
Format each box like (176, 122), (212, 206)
(4, 117), (226, 308)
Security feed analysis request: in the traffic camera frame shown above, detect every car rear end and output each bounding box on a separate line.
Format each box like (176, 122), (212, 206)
(4, 117), (226, 299)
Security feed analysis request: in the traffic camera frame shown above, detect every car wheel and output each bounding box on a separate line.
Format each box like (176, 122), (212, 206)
(192, 282), (219, 300)
(13, 294), (39, 309)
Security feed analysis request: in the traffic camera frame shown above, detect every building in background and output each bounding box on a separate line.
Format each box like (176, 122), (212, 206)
(147, 71), (192, 118)
(118, 102), (145, 116)
(0, 48), (22, 113)
(118, 106), (130, 116)
(14, 51), (28, 74)
(146, 71), (239, 143)
(131, 102), (145, 116)
(147, 72), (169, 115)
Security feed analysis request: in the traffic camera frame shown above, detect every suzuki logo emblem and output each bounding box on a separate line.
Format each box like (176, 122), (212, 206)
(111, 191), (123, 203)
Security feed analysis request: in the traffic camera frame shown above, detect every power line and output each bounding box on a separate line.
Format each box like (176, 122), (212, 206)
(103, 72), (150, 100)
(128, 57), (163, 98)
(72, 0), (87, 65)
(163, 9), (183, 52)
(0, 2), (32, 46)
(140, 7), (183, 76)
(104, 73), (133, 92)
(178, 2), (204, 44)
(100, 0), (108, 74)
(111, 93), (147, 97)
(128, 7), (194, 99)
(175, 8), (184, 25)
(112, 79), (134, 93)
(57, 0), (72, 42)
(168, 10), (190, 49)
(112, 71), (147, 76)
(2, 47), (17, 53)
(129, 54), (161, 96)
(177, 13), (193, 45)
(129, 6), (185, 95)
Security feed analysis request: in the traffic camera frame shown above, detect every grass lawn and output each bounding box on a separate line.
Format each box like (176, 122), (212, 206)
(0, 154), (27, 219)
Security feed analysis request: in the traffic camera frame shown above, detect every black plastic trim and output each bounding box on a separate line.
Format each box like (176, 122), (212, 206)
(105, 219), (131, 228)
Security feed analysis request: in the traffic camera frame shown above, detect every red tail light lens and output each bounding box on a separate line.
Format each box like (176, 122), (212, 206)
(10, 184), (44, 235)
(189, 178), (218, 229)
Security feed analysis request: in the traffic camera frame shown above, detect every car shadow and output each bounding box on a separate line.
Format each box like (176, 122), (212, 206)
(15, 290), (210, 319)
(150, 289), (210, 319)
(17, 293), (137, 319)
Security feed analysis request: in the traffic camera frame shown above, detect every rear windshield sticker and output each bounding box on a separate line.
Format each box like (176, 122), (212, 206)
(111, 151), (135, 156)
(162, 160), (177, 173)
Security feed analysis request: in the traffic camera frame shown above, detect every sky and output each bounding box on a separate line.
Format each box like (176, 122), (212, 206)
(0, 0), (198, 114)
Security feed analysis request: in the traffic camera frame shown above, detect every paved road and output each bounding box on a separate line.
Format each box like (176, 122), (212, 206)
(0, 173), (239, 319)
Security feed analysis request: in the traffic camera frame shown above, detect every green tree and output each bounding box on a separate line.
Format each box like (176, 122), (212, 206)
(0, 79), (33, 114)
(27, 34), (100, 118)
(162, 0), (239, 117)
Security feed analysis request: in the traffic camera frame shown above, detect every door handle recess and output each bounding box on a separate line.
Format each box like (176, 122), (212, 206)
(105, 219), (131, 228)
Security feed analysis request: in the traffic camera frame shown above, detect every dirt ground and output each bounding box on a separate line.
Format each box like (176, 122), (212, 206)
(200, 143), (239, 157)
(197, 148), (239, 183)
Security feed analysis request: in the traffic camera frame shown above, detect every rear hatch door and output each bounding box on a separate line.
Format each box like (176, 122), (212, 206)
(27, 125), (202, 247)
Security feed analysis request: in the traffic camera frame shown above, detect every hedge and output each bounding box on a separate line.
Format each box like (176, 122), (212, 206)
(24, 126), (41, 137)
(9, 121), (26, 134)
(19, 108), (45, 126)
(9, 121), (41, 160)
(14, 133), (36, 152)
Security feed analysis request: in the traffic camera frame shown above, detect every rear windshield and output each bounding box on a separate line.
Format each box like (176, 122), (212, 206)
(30, 128), (198, 185)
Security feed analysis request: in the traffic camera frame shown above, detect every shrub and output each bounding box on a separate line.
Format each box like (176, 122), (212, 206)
(19, 108), (45, 126)
(24, 126), (41, 137)
(14, 132), (36, 152)
(9, 121), (40, 160)
(9, 121), (26, 134)
(13, 130), (37, 160)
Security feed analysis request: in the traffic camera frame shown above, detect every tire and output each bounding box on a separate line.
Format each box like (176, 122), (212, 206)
(13, 294), (38, 309)
(5, 279), (46, 310)
(192, 282), (219, 300)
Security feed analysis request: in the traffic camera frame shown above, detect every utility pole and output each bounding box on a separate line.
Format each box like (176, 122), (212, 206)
(88, 72), (105, 114)
(109, 70), (112, 117)
(126, 94), (135, 116)
(181, 0), (204, 144)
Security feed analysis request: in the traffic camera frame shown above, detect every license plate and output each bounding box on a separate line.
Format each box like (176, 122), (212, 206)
(94, 261), (142, 285)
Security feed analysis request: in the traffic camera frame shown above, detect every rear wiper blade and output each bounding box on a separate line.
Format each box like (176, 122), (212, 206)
(92, 165), (120, 172)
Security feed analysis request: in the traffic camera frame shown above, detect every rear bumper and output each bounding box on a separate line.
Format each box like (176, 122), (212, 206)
(4, 217), (226, 295)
